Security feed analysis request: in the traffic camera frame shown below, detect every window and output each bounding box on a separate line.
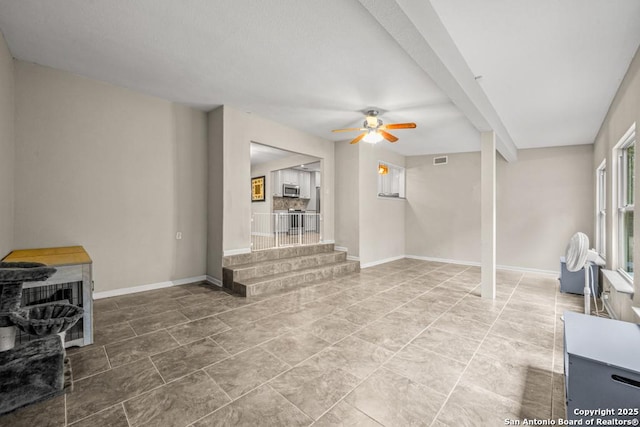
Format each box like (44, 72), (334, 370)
(378, 161), (405, 198)
(596, 161), (606, 258)
(616, 124), (635, 278)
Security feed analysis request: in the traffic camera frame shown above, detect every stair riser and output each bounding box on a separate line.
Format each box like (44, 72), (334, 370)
(236, 261), (360, 297)
(231, 252), (346, 282)
(222, 243), (335, 267)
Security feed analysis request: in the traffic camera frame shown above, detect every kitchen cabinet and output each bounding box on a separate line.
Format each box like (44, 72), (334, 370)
(299, 171), (311, 199)
(272, 170), (282, 196)
(272, 169), (311, 198)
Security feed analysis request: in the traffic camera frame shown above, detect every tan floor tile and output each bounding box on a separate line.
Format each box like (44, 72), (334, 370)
(270, 358), (360, 420)
(314, 401), (382, 427)
(179, 300), (230, 321)
(430, 312), (492, 341)
(66, 358), (164, 423)
(355, 311), (425, 352)
(68, 345), (111, 380)
(205, 346), (289, 399)
(478, 333), (553, 371)
(412, 327), (481, 363)
(310, 336), (393, 380)
(192, 385), (311, 426)
(124, 370), (230, 427)
(303, 314), (361, 344)
(93, 322), (136, 346)
(0, 395), (65, 427)
(261, 329), (330, 365)
(490, 318), (555, 349)
(128, 310), (190, 335)
(69, 404), (128, 427)
(105, 329), (179, 367)
(166, 315), (230, 345)
(151, 338), (229, 382)
(346, 368), (446, 426)
(461, 353), (553, 408)
(211, 320), (291, 355)
(384, 344), (466, 395)
(435, 382), (521, 426)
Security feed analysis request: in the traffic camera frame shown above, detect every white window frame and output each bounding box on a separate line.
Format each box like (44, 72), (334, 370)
(614, 123), (635, 281)
(596, 160), (606, 259)
(377, 161), (406, 199)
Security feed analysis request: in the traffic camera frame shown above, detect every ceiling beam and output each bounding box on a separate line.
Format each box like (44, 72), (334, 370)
(357, 0), (518, 162)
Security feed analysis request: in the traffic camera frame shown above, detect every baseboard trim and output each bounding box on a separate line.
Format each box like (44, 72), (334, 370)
(361, 255), (405, 269)
(94, 275), (207, 299)
(206, 275), (223, 287)
(405, 255), (480, 267)
(322, 240), (335, 244)
(223, 248), (252, 256)
(334, 246), (348, 252)
(394, 255), (559, 276)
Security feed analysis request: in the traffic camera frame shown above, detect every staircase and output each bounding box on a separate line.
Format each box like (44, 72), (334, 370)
(222, 243), (360, 297)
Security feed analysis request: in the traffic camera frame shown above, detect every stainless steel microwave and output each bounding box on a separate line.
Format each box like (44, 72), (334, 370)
(283, 184), (300, 198)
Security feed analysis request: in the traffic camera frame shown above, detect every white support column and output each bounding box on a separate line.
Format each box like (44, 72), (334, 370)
(481, 131), (497, 299)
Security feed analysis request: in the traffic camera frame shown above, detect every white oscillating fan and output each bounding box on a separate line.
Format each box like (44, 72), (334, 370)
(564, 232), (605, 315)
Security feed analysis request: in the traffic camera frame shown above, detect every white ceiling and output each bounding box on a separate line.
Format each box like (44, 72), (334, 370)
(430, 0), (640, 149)
(0, 0), (638, 157)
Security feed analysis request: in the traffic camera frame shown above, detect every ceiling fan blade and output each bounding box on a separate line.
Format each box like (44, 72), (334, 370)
(350, 133), (366, 144)
(332, 127), (365, 133)
(380, 130), (398, 143)
(381, 123), (417, 130)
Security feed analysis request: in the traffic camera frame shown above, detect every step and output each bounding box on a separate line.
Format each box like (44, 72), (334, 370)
(224, 250), (347, 284)
(222, 243), (335, 268)
(233, 260), (360, 297)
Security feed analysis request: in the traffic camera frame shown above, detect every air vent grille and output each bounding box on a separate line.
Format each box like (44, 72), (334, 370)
(433, 156), (448, 165)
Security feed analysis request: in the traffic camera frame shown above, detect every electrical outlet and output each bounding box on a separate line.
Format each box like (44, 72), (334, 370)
(176, 232), (182, 240)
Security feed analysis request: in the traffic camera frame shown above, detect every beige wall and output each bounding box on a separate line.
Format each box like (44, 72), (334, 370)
(405, 146), (593, 272)
(219, 106), (335, 256)
(334, 141), (406, 265)
(14, 61), (208, 292)
(405, 152), (481, 263)
(358, 142), (406, 265)
(335, 140), (360, 257)
(593, 46), (640, 319)
(496, 145), (593, 271)
(207, 107), (224, 281)
(0, 32), (14, 258)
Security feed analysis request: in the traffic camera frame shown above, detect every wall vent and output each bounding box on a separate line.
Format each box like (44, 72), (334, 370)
(433, 156), (448, 165)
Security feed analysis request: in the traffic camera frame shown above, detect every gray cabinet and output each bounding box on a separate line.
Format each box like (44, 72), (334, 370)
(564, 311), (640, 423)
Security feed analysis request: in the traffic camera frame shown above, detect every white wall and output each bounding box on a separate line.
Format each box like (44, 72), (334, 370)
(593, 45), (640, 319)
(405, 146), (593, 272)
(14, 61), (208, 292)
(0, 32), (14, 258)
(218, 106), (335, 257)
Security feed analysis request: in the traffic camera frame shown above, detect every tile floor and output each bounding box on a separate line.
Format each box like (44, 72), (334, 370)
(0, 259), (590, 427)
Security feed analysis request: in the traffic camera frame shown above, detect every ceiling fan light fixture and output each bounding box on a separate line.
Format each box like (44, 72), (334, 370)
(363, 130), (383, 144)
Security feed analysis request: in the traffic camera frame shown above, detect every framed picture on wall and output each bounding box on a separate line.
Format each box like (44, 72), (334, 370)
(251, 176), (265, 202)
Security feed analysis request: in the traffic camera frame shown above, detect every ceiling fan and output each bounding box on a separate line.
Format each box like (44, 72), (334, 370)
(332, 110), (417, 144)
